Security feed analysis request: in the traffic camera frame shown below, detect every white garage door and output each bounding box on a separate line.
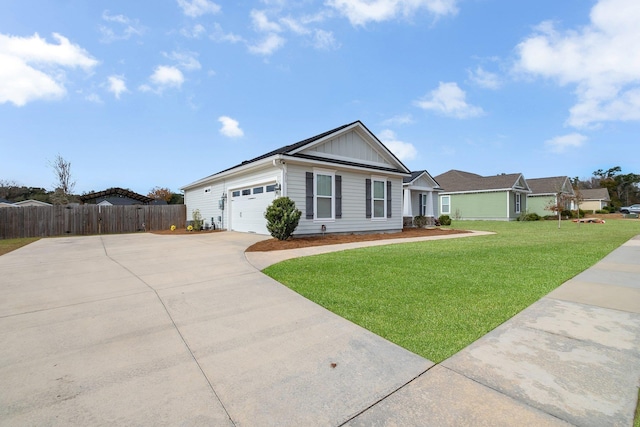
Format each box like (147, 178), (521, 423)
(230, 183), (277, 234)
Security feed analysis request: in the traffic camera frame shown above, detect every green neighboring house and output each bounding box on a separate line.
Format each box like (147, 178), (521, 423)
(434, 170), (531, 221)
(527, 176), (575, 217)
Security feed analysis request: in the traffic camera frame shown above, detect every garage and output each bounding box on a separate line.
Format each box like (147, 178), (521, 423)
(229, 183), (277, 234)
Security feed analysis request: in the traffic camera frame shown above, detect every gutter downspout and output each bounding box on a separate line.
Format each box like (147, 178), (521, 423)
(272, 157), (287, 196)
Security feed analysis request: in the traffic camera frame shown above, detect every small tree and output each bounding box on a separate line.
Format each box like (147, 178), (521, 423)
(192, 209), (203, 230)
(265, 197), (301, 241)
(49, 154), (75, 204)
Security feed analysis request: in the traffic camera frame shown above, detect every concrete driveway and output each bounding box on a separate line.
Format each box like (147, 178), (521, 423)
(0, 232), (432, 426)
(2, 232), (639, 426)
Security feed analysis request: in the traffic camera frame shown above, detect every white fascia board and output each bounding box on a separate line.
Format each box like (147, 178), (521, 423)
(181, 156), (281, 190)
(406, 185), (443, 192)
(283, 155), (410, 178)
(289, 122), (410, 174)
(440, 188), (532, 196)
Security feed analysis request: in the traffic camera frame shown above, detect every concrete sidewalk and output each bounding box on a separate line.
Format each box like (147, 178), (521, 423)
(1, 232), (639, 426)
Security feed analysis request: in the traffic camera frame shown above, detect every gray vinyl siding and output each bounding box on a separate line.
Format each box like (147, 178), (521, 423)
(286, 164), (403, 235)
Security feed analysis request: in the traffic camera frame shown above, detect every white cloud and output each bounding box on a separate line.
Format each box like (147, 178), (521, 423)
(177, 0), (220, 17)
(218, 116), (244, 138)
(163, 51), (201, 71)
(414, 82), (484, 118)
(382, 114), (414, 126)
(210, 23), (244, 44)
(85, 93), (103, 104)
(544, 133), (588, 153)
(140, 66), (184, 93)
(515, 0), (640, 128)
(248, 33), (286, 56)
(378, 129), (417, 161)
(107, 75), (127, 99)
(0, 32), (97, 106)
(468, 66), (501, 90)
(180, 24), (207, 39)
(327, 0), (458, 26)
(99, 11), (144, 43)
(251, 10), (282, 33)
(313, 29), (340, 50)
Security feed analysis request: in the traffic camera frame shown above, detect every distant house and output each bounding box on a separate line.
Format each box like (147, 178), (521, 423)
(13, 200), (53, 207)
(402, 170), (443, 226)
(527, 176), (575, 217)
(579, 188), (611, 213)
(79, 188), (164, 206)
(0, 198), (18, 208)
(434, 170), (531, 221)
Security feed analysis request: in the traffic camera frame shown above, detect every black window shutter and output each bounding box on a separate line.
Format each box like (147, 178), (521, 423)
(305, 172), (314, 219)
(387, 181), (392, 218)
(365, 179), (372, 218)
(335, 175), (342, 219)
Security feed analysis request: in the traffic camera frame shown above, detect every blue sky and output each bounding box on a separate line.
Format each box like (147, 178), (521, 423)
(1, 0), (638, 195)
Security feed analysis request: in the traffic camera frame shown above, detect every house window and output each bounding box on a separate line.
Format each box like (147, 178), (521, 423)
(515, 193), (521, 213)
(441, 196), (450, 215)
(266, 184), (276, 192)
(241, 189), (251, 196)
(232, 190), (240, 197)
(373, 179), (386, 218)
(420, 194), (427, 216)
(315, 172), (334, 219)
(253, 186), (263, 194)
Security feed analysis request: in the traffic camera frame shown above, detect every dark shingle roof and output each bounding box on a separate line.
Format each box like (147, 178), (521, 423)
(184, 121), (409, 188)
(527, 176), (571, 194)
(435, 170), (525, 192)
(79, 187), (154, 204)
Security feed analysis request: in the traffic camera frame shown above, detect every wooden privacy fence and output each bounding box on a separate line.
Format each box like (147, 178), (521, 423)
(0, 205), (186, 239)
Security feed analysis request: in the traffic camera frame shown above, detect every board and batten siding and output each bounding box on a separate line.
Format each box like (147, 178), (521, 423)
(285, 163), (403, 235)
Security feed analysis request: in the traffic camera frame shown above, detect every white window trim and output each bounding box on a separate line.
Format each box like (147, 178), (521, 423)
(421, 193), (427, 216)
(371, 175), (387, 221)
(515, 193), (521, 214)
(441, 195), (451, 215)
(314, 168), (335, 222)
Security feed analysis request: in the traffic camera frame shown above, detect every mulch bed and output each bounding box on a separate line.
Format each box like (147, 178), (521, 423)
(245, 228), (469, 252)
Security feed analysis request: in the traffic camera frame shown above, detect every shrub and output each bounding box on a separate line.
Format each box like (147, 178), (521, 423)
(413, 215), (428, 228)
(519, 212), (541, 221)
(438, 215), (452, 226)
(265, 197), (301, 241)
(192, 209), (203, 230)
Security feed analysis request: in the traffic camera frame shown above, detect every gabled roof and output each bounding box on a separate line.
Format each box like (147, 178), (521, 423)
(403, 170), (442, 188)
(182, 121), (410, 189)
(435, 170), (530, 193)
(527, 176), (574, 195)
(13, 199), (52, 207)
(79, 187), (154, 204)
(580, 188), (610, 201)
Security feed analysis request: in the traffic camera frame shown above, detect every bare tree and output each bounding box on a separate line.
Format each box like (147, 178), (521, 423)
(49, 154), (76, 204)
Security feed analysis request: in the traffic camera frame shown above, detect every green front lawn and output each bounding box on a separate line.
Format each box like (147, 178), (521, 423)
(264, 220), (639, 363)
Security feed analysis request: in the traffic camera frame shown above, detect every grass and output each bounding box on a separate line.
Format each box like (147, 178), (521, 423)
(0, 237), (40, 256)
(264, 220), (639, 363)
